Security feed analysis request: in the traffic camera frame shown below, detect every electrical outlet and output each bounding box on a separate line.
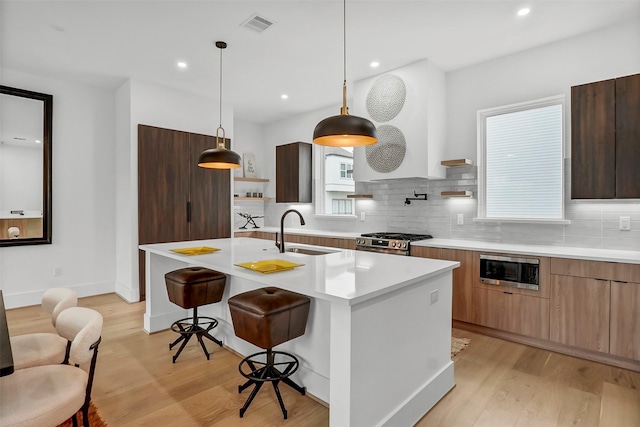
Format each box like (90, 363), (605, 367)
(619, 216), (631, 231)
(430, 289), (439, 305)
(53, 267), (62, 277)
(360, 211), (366, 221)
(457, 214), (464, 225)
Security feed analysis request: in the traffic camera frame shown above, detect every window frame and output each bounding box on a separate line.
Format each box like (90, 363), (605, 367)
(476, 95), (567, 223)
(313, 144), (357, 219)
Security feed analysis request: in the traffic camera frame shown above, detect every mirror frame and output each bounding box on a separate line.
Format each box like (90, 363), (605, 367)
(0, 85), (53, 247)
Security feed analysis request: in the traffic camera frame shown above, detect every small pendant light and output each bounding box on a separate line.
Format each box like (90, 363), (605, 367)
(198, 41), (242, 169)
(313, 0), (377, 147)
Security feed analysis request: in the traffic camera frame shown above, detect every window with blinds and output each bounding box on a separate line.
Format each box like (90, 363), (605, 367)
(478, 96), (564, 220)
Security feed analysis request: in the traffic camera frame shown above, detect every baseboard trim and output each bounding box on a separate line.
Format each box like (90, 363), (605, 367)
(453, 320), (640, 372)
(3, 281), (115, 309)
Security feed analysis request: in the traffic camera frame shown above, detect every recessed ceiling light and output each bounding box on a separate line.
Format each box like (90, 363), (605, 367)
(517, 8), (530, 16)
(281, 94), (288, 99)
(35, 140), (41, 144)
(370, 61), (380, 68)
(177, 61), (187, 69)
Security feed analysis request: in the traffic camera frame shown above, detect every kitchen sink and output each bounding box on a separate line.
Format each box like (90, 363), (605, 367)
(286, 247), (337, 256)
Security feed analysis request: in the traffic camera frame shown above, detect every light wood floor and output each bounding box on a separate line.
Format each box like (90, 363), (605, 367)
(6, 293), (640, 426)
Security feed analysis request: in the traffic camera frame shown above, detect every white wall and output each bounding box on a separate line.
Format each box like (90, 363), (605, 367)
(260, 19), (640, 249)
(0, 68), (116, 308)
(114, 79), (237, 302)
(445, 18), (640, 161)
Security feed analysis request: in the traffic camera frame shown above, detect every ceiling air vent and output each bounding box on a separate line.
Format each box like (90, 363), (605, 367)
(241, 13), (274, 33)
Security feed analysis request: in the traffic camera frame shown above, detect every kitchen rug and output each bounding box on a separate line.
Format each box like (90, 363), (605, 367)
(451, 337), (471, 357)
(57, 402), (107, 427)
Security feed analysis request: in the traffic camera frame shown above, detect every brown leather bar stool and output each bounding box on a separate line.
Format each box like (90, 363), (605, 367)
(165, 267), (226, 363)
(228, 287), (310, 419)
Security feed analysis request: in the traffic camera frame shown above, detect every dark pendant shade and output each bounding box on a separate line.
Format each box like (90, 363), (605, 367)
(197, 40), (242, 170)
(198, 147), (242, 169)
(313, 114), (377, 147)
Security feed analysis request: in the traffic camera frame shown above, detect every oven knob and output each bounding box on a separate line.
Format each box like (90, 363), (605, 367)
(402, 243), (407, 248)
(391, 242), (396, 247)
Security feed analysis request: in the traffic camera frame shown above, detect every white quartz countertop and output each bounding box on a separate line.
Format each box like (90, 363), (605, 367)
(140, 237), (459, 305)
(0, 211), (42, 220)
(236, 227), (639, 264)
(413, 238), (640, 264)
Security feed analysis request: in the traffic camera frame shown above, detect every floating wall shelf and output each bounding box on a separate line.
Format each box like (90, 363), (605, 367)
(234, 197), (271, 201)
(441, 191), (473, 198)
(234, 177), (269, 182)
(347, 194), (373, 199)
(440, 159), (473, 167)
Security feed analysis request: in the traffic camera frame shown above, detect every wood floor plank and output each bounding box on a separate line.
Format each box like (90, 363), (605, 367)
(6, 293), (640, 427)
(600, 382), (640, 427)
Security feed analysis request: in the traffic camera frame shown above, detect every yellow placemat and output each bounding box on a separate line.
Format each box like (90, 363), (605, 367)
(235, 259), (304, 274)
(170, 246), (220, 256)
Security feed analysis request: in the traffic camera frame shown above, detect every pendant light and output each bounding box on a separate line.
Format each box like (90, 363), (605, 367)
(198, 41), (242, 169)
(312, 0), (377, 147)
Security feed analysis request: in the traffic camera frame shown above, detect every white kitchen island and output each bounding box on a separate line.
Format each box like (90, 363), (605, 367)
(140, 237), (459, 427)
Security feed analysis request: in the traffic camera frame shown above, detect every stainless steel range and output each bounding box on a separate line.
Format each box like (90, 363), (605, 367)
(355, 232), (433, 256)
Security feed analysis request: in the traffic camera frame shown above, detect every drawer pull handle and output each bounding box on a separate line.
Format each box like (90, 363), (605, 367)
(613, 280), (628, 284)
(503, 291), (513, 295)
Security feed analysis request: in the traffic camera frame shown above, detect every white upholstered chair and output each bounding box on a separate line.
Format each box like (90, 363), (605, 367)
(9, 287), (78, 370)
(7, 226), (20, 239)
(0, 306), (104, 427)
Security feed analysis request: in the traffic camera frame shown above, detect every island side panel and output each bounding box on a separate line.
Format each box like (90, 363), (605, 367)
(198, 275), (332, 404)
(330, 271), (454, 427)
(144, 251), (189, 333)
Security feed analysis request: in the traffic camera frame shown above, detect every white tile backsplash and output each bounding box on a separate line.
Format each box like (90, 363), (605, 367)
(261, 163), (640, 251)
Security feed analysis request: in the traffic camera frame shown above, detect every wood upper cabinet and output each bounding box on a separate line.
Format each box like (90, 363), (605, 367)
(610, 280), (640, 360)
(571, 73), (640, 199)
(276, 142), (312, 203)
(550, 275), (610, 353)
(615, 74), (640, 198)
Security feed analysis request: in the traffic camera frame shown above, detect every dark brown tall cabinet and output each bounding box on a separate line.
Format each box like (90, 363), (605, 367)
(276, 142), (312, 203)
(571, 73), (640, 199)
(138, 124), (231, 298)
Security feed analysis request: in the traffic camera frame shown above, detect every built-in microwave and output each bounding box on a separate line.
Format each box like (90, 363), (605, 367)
(479, 254), (540, 291)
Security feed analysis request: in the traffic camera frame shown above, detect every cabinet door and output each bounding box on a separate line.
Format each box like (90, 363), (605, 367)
(615, 73), (640, 198)
(188, 133), (230, 240)
(138, 125), (190, 244)
(610, 281), (640, 360)
(276, 142), (312, 203)
(550, 275), (610, 352)
(571, 79), (616, 199)
(442, 249), (474, 323)
(473, 288), (549, 340)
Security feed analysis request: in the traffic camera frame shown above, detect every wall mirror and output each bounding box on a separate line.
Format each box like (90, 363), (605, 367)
(0, 85), (52, 247)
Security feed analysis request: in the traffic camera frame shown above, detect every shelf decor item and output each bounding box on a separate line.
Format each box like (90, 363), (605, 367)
(197, 41), (241, 169)
(312, 0), (377, 147)
(242, 152), (257, 178)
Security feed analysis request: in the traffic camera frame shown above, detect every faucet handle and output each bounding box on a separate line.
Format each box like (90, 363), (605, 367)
(274, 232), (281, 249)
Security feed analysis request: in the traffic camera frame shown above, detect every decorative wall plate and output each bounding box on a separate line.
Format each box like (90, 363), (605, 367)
(366, 74), (406, 122)
(365, 125), (406, 173)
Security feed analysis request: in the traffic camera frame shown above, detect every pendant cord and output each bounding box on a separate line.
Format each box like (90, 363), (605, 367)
(216, 43), (225, 149)
(219, 46), (223, 129)
(343, 0), (346, 86)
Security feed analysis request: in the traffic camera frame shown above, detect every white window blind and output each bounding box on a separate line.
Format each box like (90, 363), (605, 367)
(481, 99), (563, 220)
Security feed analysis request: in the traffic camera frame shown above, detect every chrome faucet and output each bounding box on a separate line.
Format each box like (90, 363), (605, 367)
(277, 209), (306, 253)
